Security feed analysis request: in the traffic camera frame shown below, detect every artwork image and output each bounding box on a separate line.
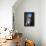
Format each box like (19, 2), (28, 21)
(24, 12), (34, 26)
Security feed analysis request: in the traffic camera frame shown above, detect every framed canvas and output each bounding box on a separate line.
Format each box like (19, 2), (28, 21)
(24, 12), (34, 26)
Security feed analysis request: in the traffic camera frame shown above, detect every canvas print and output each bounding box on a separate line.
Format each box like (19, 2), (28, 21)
(24, 12), (34, 26)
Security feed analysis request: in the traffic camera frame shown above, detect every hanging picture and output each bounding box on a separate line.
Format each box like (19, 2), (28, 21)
(24, 12), (34, 26)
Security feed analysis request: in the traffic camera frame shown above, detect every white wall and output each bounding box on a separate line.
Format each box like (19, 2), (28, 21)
(41, 0), (46, 46)
(0, 0), (16, 30)
(13, 0), (41, 46)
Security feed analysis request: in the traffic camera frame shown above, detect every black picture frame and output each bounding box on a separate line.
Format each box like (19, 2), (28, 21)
(24, 12), (34, 26)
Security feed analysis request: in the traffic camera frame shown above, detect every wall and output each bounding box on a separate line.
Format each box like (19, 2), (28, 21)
(41, 0), (46, 46)
(13, 0), (41, 46)
(0, 0), (16, 30)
